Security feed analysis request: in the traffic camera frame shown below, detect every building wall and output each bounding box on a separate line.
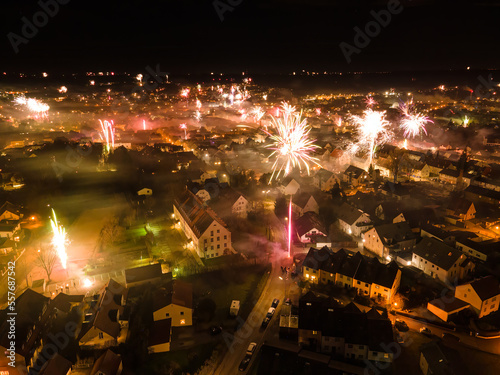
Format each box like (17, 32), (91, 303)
(456, 242), (487, 262)
(232, 196), (249, 218)
(302, 266), (320, 284)
(0, 210), (20, 221)
(363, 228), (385, 258)
(79, 327), (116, 349)
(153, 304), (193, 326)
(412, 253), (466, 283)
(195, 190), (211, 203)
(199, 221), (231, 259)
(298, 329), (322, 350)
(419, 353), (430, 375)
(321, 336), (345, 355)
(344, 343), (368, 360)
(299, 227), (327, 244)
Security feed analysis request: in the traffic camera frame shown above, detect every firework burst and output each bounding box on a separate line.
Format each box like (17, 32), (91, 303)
(350, 109), (392, 167)
(50, 209), (68, 269)
(99, 119), (115, 154)
(252, 106), (265, 123)
(266, 102), (320, 181)
(14, 96), (50, 119)
(399, 100), (432, 138)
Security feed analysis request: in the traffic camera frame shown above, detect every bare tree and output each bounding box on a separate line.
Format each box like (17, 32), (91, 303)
(35, 246), (58, 282)
(100, 217), (125, 248)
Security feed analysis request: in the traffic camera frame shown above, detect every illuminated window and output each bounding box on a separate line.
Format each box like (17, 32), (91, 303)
(180, 319), (186, 325)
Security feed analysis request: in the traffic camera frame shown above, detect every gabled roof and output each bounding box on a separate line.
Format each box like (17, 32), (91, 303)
(420, 341), (469, 375)
(447, 199), (474, 215)
(153, 280), (193, 311)
(38, 353), (72, 375)
(149, 318), (172, 347)
(78, 279), (126, 341)
(302, 247), (332, 271)
(336, 202), (367, 226)
(293, 192), (317, 209)
(466, 276), (500, 301)
(0, 201), (21, 218)
(344, 165), (366, 179)
(413, 237), (464, 271)
(465, 185), (500, 200)
(295, 212), (327, 238)
(125, 263), (163, 285)
(316, 168), (334, 180)
(174, 190), (226, 237)
(91, 349), (122, 375)
(373, 222), (415, 246)
(50, 293), (84, 313)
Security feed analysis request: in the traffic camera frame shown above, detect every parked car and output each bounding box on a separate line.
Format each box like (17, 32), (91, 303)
(239, 355), (251, 371)
(261, 316), (271, 328)
(246, 342), (257, 355)
(442, 333), (460, 342)
(267, 307), (276, 317)
(419, 327), (431, 335)
(395, 319), (409, 332)
(209, 325), (222, 335)
(271, 299), (280, 308)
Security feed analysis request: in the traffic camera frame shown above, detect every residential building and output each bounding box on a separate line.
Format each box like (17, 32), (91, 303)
(302, 248), (401, 302)
(295, 212), (328, 244)
(454, 276), (500, 318)
(148, 318), (172, 353)
(90, 349), (123, 375)
(173, 190), (232, 259)
(314, 169), (338, 192)
(412, 237), (474, 284)
(137, 188), (153, 196)
(336, 202), (371, 237)
(78, 279), (129, 350)
(298, 293), (394, 363)
(363, 222), (416, 258)
(445, 199), (476, 221)
(426, 296), (470, 322)
(455, 237), (500, 262)
(153, 280), (193, 326)
(37, 354), (72, 375)
(279, 177), (301, 195)
(292, 192), (319, 216)
(124, 263), (167, 288)
(343, 165), (369, 187)
(0, 201), (22, 221)
(464, 185), (500, 206)
(210, 187), (250, 218)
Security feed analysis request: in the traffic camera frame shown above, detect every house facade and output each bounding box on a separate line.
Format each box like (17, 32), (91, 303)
(454, 276), (500, 318)
(363, 222), (416, 258)
(153, 280), (193, 326)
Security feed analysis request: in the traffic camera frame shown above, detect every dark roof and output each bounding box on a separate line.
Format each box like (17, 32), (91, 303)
(295, 212), (327, 238)
(316, 168), (334, 180)
(0, 201), (21, 217)
(447, 199), (474, 215)
(420, 224), (451, 241)
(125, 263), (163, 284)
(336, 202), (368, 226)
(399, 208), (437, 228)
(174, 190), (226, 237)
(374, 222), (416, 246)
(78, 279), (126, 341)
(90, 349), (122, 375)
(50, 293), (84, 313)
(428, 297), (470, 313)
(302, 246), (332, 271)
(344, 165), (366, 179)
(413, 237), (465, 271)
(293, 192), (316, 209)
(38, 354), (72, 375)
(468, 276), (500, 301)
(420, 341), (469, 375)
(465, 185), (500, 201)
(381, 182), (410, 196)
(439, 168), (460, 178)
(153, 280), (193, 311)
(456, 237), (500, 256)
(149, 318), (172, 347)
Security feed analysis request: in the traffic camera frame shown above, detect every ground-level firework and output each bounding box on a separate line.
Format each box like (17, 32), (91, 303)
(99, 119), (115, 154)
(50, 209), (68, 269)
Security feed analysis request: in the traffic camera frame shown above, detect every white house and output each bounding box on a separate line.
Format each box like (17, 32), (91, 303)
(292, 192), (319, 216)
(336, 202), (371, 237)
(454, 276), (500, 318)
(279, 177), (301, 195)
(363, 222), (416, 258)
(412, 237), (474, 284)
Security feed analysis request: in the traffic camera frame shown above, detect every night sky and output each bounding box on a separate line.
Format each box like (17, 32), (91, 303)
(0, 0), (499, 74)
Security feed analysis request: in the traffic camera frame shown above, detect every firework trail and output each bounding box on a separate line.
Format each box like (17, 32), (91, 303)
(196, 98), (202, 110)
(194, 111), (201, 122)
(50, 209), (68, 269)
(99, 119), (115, 154)
(180, 123), (187, 139)
(143, 120), (147, 131)
(350, 109), (392, 167)
(252, 106), (265, 123)
(399, 99), (432, 138)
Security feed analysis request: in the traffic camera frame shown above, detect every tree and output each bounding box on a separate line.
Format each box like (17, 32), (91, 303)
(35, 246), (58, 282)
(100, 217), (125, 248)
(274, 196), (287, 218)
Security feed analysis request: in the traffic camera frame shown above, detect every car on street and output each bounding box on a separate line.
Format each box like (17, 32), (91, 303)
(419, 327), (431, 335)
(267, 307), (276, 316)
(271, 298), (280, 308)
(395, 319), (409, 332)
(239, 355), (251, 371)
(209, 325), (222, 335)
(261, 316), (271, 328)
(246, 342), (257, 355)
